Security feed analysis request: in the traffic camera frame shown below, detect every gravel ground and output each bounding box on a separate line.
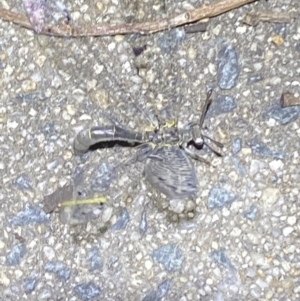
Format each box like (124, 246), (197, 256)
(1, 0), (300, 300)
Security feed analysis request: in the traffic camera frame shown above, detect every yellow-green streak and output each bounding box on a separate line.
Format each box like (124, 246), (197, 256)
(58, 197), (107, 207)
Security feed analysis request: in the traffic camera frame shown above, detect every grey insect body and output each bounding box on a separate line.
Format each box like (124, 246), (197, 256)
(74, 90), (222, 199)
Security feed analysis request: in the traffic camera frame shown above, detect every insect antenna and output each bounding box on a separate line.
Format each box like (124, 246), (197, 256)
(196, 89), (224, 155)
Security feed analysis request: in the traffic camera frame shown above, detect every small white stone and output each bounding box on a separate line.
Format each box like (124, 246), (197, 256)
(282, 226), (294, 237)
(261, 188), (280, 207)
(0, 272), (10, 286)
(66, 104), (76, 116)
(281, 260), (290, 272)
(269, 160), (284, 171)
(287, 216), (297, 226)
(230, 227), (242, 237)
(102, 207), (113, 223)
(206, 278), (213, 285)
(93, 64), (104, 75)
(29, 108), (37, 117)
(145, 260), (153, 270)
(43, 246), (55, 260)
(108, 42), (116, 52)
(236, 26), (247, 34)
(22, 79), (36, 92)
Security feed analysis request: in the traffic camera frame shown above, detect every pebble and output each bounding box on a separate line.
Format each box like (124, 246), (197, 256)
(287, 216), (297, 226)
(247, 138), (283, 159)
(88, 247), (103, 271)
(261, 188), (280, 207)
(187, 47), (196, 60)
(91, 163), (115, 192)
(169, 199), (185, 214)
(9, 205), (48, 226)
(207, 187), (236, 210)
(217, 45), (239, 89)
(207, 95), (236, 117)
(142, 291), (158, 301)
(73, 282), (102, 301)
(210, 248), (235, 270)
(230, 227), (242, 237)
(145, 260), (153, 270)
(248, 74), (263, 84)
(44, 261), (71, 282)
(102, 207), (113, 223)
(157, 28), (186, 53)
(23, 277), (37, 294)
(231, 138), (242, 154)
(51, 75), (62, 89)
(152, 244), (183, 272)
(12, 173), (32, 190)
(243, 205), (258, 221)
(111, 208), (130, 230)
(263, 104), (300, 125)
(43, 246), (55, 261)
(231, 157), (246, 177)
(269, 160), (284, 171)
(21, 80), (36, 93)
(6, 243), (27, 266)
(250, 286), (261, 298)
(157, 279), (171, 298)
(139, 209), (148, 236)
(282, 226), (294, 237)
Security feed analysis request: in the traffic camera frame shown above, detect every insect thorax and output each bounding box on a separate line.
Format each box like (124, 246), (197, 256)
(144, 124), (192, 147)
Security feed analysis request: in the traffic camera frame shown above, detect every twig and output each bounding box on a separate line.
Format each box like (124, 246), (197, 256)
(243, 9), (295, 26)
(0, 0), (258, 37)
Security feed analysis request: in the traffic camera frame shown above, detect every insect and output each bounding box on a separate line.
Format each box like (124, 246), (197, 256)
(73, 89), (223, 200)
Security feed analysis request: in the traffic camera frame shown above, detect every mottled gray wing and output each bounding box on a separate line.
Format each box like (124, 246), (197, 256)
(144, 146), (198, 199)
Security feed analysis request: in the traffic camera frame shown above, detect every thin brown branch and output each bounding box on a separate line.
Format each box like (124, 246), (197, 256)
(0, 0), (258, 37)
(243, 9), (295, 26)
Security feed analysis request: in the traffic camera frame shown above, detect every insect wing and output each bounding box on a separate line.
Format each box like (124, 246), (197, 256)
(144, 146), (198, 199)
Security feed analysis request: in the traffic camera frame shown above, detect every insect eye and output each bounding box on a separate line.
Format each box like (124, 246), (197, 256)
(194, 137), (204, 147)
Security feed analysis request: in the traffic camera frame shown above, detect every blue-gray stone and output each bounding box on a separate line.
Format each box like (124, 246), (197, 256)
(9, 205), (48, 226)
(152, 244), (183, 272)
(73, 282), (102, 301)
(207, 95), (236, 117)
(44, 261), (70, 282)
(23, 277), (37, 294)
(40, 121), (55, 136)
(243, 205), (258, 221)
(264, 104), (300, 125)
(157, 28), (186, 53)
(142, 279), (171, 301)
(217, 45), (239, 90)
(207, 187), (236, 209)
(247, 74), (263, 84)
(107, 256), (119, 269)
(246, 138), (284, 159)
(142, 291), (159, 301)
(91, 163), (115, 192)
(6, 243), (27, 266)
(211, 248), (235, 270)
(296, 43), (300, 52)
(231, 157), (246, 177)
(13, 174), (32, 190)
(139, 209), (148, 236)
(88, 247), (103, 272)
(111, 208), (130, 230)
(73, 166), (84, 186)
(157, 279), (171, 298)
(231, 138), (242, 155)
